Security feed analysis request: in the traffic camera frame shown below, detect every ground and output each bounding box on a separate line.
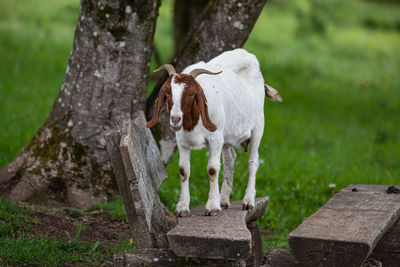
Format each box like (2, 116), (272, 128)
(0, 197), (133, 266)
(1, 0), (400, 265)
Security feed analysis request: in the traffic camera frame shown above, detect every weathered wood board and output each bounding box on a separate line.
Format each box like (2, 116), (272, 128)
(288, 184), (400, 267)
(167, 197), (269, 260)
(261, 249), (301, 267)
(114, 249), (246, 267)
(370, 220), (400, 267)
(104, 111), (170, 249)
(247, 222), (264, 267)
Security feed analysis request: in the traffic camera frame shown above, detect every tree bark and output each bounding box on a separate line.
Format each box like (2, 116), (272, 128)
(173, 0), (209, 51)
(0, 0), (159, 208)
(147, 0), (268, 163)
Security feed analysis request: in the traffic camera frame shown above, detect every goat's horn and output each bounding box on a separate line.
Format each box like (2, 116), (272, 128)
(153, 64), (177, 76)
(189, 69), (222, 79)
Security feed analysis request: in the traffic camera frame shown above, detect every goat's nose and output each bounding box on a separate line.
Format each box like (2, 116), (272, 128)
(171, 116), (181, 123)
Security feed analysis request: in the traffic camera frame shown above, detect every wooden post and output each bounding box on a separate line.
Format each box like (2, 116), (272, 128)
(288, 184), (400, 267)
(104, 111), (170, 249)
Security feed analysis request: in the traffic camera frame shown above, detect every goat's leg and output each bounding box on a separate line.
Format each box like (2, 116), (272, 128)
(176, 145), (191, 217)
(243, 127), (263, 211)
(205, 141), (223, 216)
(220, 145), (236, 209)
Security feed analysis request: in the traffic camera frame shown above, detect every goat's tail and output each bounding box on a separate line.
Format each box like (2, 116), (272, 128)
(264, 83), (282, 102)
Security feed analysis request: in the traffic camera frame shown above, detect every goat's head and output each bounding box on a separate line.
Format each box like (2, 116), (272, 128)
(146, 64), (221, 132)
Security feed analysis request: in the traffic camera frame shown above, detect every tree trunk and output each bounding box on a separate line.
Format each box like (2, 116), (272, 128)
(147, 0), (268, 163)
(173, 0), (209, 51)
(0, 0), (159, 208)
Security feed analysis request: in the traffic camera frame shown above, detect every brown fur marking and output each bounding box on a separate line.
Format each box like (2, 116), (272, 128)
(147, 73), (217, 131)
(174, 74), (216, 132)
(146, 76), (173, 128)
(173, 75), (201, 131)
(179, 167), (187, 182)
(208, 167), (216, 182)
(241, 138), (251, 152)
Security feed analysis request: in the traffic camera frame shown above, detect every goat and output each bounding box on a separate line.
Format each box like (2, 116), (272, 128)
(146, 49), (281, 216)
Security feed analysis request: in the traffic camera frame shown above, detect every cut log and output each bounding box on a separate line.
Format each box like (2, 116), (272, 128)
(167, 197), (269, 260)
(288, 184), (400, 267)
(104, 111), (170, 249)
(370, 220), (400, 267)
(114, 249), (245, 266)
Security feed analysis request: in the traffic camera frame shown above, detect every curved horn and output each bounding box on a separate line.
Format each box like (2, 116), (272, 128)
(189, 69), (222, 79)
(153, 64), (177, 76)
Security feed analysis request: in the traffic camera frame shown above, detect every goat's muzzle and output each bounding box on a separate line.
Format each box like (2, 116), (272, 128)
(170, 115), (182, 132)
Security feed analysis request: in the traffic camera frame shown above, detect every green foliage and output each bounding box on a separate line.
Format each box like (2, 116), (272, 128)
(1, 0), (399, 257)
(0, 235), (134, 266)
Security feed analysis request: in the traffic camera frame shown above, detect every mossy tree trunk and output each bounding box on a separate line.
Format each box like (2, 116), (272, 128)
(147, 0), (268, 164)
(0, 0), (159, 208)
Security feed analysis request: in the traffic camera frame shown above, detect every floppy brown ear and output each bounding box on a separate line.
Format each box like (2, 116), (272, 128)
(196, 89), (217, 132)
(146, 88), (166, 128)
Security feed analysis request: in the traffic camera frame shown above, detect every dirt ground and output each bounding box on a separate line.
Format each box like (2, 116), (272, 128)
(23, 204), (131, 245)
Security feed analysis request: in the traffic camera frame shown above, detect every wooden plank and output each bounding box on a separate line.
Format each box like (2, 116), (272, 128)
(105, 127), (155, 248)
(288, 184), (400, 267)
(246, 223), (263, 267)
(116, 249), (244, 266)
(119, 111), (170, 248)
(261, 249), (301, 267)
(370, 220), (400, 267)
(105, 111), (170, 249)
(167, 197), (269, 260)
(113, 253), (124, 267)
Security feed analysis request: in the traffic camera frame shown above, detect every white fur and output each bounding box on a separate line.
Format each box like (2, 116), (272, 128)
(172, 48), (265, 215)
(170, 78), (185, 128)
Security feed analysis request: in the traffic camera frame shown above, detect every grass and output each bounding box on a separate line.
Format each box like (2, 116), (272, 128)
(0, 235), (134, 266)
(88, 195), (127, 222)
(1, 0), (400, 263)
(0, 199), (134, 265)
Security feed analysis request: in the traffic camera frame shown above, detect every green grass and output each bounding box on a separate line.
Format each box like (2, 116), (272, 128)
(1, 0), (400, 262)
(0, 235), (134, 266)
(88, 195), (127, 222)
(0, 199), (134, 266)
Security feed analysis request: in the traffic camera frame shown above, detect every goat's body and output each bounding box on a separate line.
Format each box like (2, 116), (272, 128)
(177, 49), (265, 150)
(174, 49), (265, 215)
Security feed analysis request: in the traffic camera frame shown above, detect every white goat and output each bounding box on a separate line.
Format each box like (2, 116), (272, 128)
(147, 49), (281, 216)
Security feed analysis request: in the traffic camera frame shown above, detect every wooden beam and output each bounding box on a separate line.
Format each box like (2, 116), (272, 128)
(115, 249), (245, 266)
(167, 197), (269, 260)
(288, 184), (400, 267)
(370, 220), (400, 267)
(104, 111), (170, 249)
(261, 249), (301, 267)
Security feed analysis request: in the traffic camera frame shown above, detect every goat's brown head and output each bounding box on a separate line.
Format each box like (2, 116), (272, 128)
(146, 64), (221, 132)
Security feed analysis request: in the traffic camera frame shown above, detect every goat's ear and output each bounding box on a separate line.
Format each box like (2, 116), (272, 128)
(196, 89), (217, 132)
(146, 88), (166, 128)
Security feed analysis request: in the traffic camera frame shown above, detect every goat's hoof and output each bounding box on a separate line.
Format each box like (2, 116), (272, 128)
(242, 204), (254, 212)
(220, 203), (230, 210)
(205, 209), (219, 216)
(176, 210), (189, 217)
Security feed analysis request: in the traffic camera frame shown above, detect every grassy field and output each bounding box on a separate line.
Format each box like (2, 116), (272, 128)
(1, 0), (400, 265)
